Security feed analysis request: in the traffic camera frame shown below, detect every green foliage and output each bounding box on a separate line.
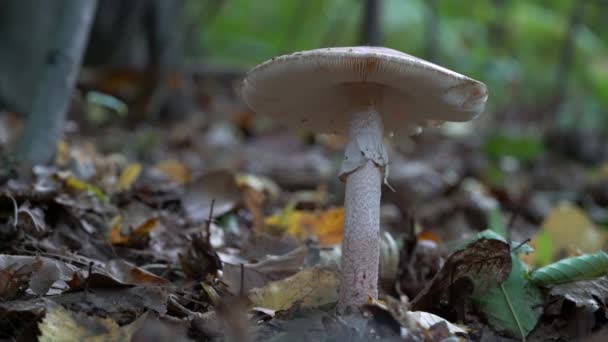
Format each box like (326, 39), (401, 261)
(196, 0), (608, 131)
(528, 251), (608, 287)
(487, 208), (507, 237)
(484, 134), (545, 162)
(472, 251), (543, 339)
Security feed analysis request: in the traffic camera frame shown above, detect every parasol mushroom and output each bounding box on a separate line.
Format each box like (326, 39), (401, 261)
(241, 46), (488, 311)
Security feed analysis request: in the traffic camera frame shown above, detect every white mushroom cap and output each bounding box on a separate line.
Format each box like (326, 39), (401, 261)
(242, 46), (488, 136)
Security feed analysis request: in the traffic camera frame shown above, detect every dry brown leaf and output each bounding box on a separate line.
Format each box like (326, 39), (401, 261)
(108, 216), (159, 246)
(265, 207), (344, 246)
(105, 259), (170, 286)
(155, 159), (191, 184)
(249, 268), (338, 311)
(39, 305), (147, 342)
(411, 238), (511, 312)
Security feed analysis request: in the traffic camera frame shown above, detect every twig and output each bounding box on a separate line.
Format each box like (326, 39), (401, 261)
(506, 210), (518, 244)
(511, 238), (531, 254)
(84, 261), (94, 298)
(239, 263), (245, 298)
(205, 198), (215, 246)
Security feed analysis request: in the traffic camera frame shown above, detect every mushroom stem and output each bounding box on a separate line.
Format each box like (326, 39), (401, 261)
(338, 107), (385, 312)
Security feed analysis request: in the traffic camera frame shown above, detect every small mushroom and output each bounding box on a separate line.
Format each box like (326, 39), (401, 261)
(241, 46), (487, 311)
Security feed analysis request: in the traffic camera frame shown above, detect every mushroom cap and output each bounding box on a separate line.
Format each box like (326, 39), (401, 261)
(241, 46), (488, 136)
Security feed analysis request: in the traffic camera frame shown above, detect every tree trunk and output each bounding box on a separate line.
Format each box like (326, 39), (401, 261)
(360, 0), (382, 45)
(424, 0), (440, 63)
(15, 0), (98, 164)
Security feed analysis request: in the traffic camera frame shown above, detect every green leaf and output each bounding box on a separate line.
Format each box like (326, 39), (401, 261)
(472, 253), (543, 339)
(534, 229), (554, 266)
(483, 134), (544, 162)
(488, 208), (506, 237)
(528, 251), (608, 287)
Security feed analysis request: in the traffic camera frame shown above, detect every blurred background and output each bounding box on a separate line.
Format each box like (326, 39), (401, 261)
(0, 0), (607, 260)
(197, 0), (608, 135)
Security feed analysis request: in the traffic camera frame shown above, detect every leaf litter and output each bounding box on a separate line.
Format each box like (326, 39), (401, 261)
(0, 73), (607, 341)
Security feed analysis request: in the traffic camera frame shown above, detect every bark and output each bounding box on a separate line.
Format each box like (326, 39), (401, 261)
(0, 1), (63, 115)
(424, 0), (440, 63)
(360, 0), (382, 45)
(15, 0), (98, 164)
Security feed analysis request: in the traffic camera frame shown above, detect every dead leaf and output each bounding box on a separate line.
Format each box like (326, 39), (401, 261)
(241, 185), (266, 232)
(117, 163), (142, 192)
(179, 234), (222, 280)
(265, 207), (344, 246)
(220, 245), (307, 294)
(39, 305), (147, 342)
(411, 238), (511, 313)
(155, 159), (191, 184)
(549, 276), (608, 312)
(15, 201), (47, 237)
(55, 139), (70, 167)
(105, 259), (170, 286)
(524, 202), (606, 266)
(249, 268), (338, 311)
(58, 173), (107, 201)
(0, 255), (81, 297)
(108, 215), (159, 247)
(407, 311), (468, 334)
(182, 170), (240, 223)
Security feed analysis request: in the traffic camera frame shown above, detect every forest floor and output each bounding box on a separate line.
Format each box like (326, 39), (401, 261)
(0, 72), (607, 341)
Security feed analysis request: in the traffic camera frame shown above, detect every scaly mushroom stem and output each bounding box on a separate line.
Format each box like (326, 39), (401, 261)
(338, 107), (386, 312)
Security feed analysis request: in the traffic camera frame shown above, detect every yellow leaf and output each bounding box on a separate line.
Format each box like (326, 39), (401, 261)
(55, 139), (70, 167)
(265, 207), (344, 246)
(117, 163), (142, 191)
(108, 216), (128, 244)
(249, 268), (338, 311)
(132, 217), (159, 237)
(155, 160), (191, 184)
(523, 203), (606, 266)
(39, 305), (146, 342)
(63, 176), (106, 201)
(107, 216), (158, 246)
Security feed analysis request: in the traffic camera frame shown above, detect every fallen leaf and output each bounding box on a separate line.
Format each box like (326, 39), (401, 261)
(0, 255), (81, 297)
(155, 159), (191, 184)
(108, 216), (159, 247)
(549, 276), (608, 312)
(241, 185), (266, 232)
(472, 251), (543, 340)
(105, 259), (170, 286)
(179, 233), (222, 281)
(411, 236), (512, 313)
(407, 311), (467, 334)
(117, 163), (142, 191)
(182, 170), (240, 223)
(60, 174), (107, 201)
(16, 201), (47, 236)
(221, 246), (307, 294)
(39, 305), (147, 342)
(524, 203), (606, 266)
(265, 207), (344, 246)
(55, 139), (70, 167)
(528, 251), (608, 286)
(236, 173), (281, 199)
(249, 267), (338, 311)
